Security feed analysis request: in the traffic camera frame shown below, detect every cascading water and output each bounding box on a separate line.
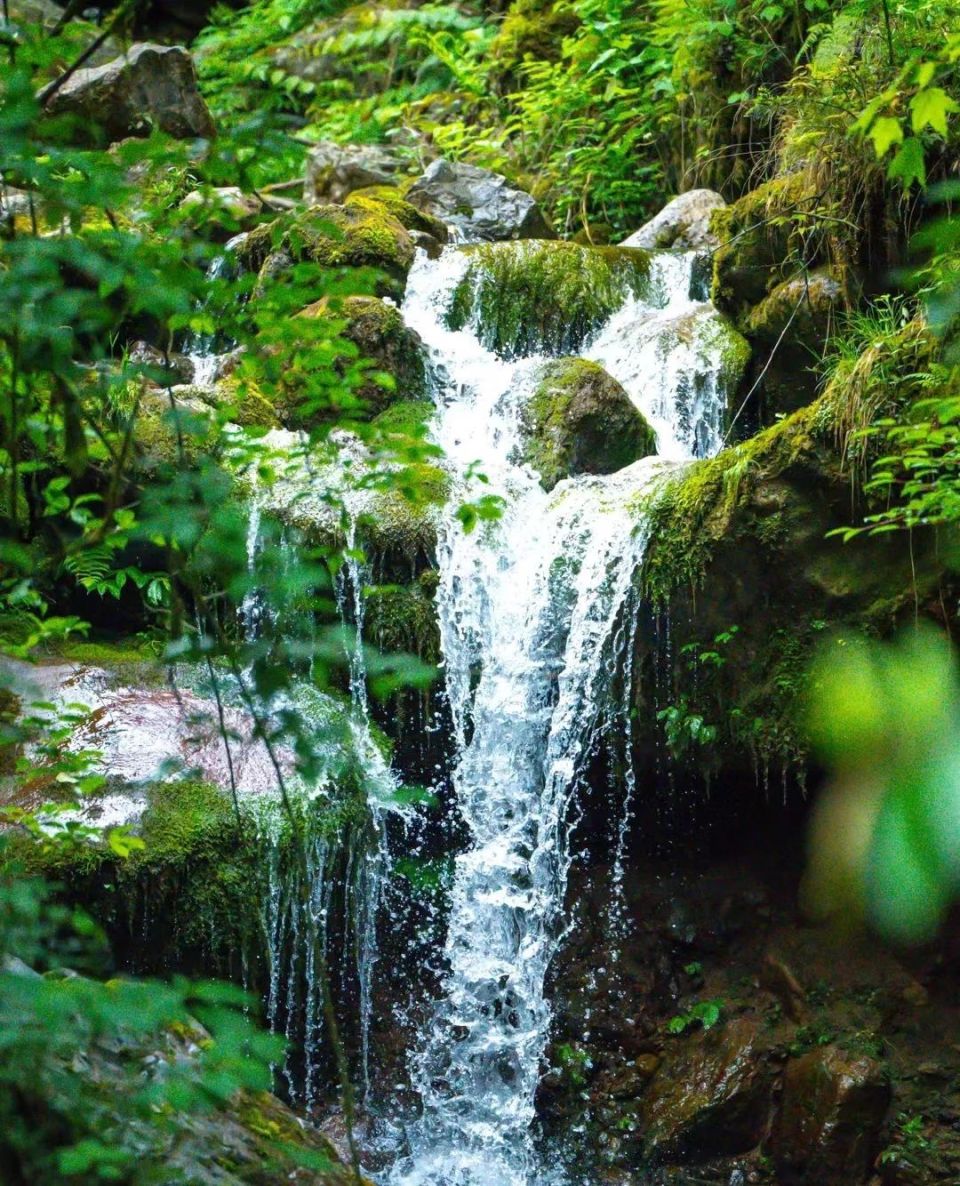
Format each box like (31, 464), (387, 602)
(385, 243), (732, 1185)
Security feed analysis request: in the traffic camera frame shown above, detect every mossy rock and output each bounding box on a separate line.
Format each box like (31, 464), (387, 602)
(447, 240), (652, 359)
(370, 398), (434, 441)
(741, 268), (847, 417)
(242, 297), (428, 432)
(359, 461), (449, 572)
(133, 388), (222, 471)
(236, 203), (415, 299)
(364, 570), (440, 664)
(519, 358), (656, 492)
(710, 172), (822, 321)
(635, 337), (946, 774)
(345, 186), (449, 245)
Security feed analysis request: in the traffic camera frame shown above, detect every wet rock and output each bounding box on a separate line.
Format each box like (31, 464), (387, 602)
(179, 187), (264, 239)
(642, 1019), (771, 1163)
(406, 158), (555, 241)
(770, 1045), (890, 1185)
(519, 358), (656, 491)
(40, 44), (216, 144)
(446, 240), (652, 360)
(305, 141), (405, 204)
(622, 190), (726, 252)
(760, 953), (807, 1023)
(128, 340), (195, 385)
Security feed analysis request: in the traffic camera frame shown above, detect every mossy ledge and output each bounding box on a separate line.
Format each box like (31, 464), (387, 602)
(633, 359), (949, 774)
(446, 240), (652, 359)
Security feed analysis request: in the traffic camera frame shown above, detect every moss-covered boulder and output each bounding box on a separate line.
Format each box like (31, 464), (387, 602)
(447, 240), (652, 359)
(634, 326), (946, 781)
(277, 296), (428, 429)
(236, 203), (415, 299)
(710, 173), (822, 321)
(345, 187), (449, 245)
(519, 358), (656, 491)
(742, 268), (847, 416)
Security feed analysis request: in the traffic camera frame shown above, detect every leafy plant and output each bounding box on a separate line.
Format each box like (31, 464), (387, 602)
(667, 999), (724, 1034)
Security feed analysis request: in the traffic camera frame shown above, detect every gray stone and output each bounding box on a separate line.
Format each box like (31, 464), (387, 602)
(40, 44), (216, 144)
(304, 141), (403, 205)
(406, 158), (555, 242)
(622, 189), (726, 252)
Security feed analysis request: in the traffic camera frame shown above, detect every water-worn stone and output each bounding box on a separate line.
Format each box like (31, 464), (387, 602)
(406, 158), (555, 241)
(642, 1018), (771, 1163)
(305, 141), (405, 204)
(770, 1045), (890, 1185)
(622, 190), (726, 252)
(40, 44), (216, 144)
(519, 358), (656, 491)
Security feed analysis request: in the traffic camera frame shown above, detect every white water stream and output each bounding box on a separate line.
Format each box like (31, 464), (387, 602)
(385, 245), (733, 1186)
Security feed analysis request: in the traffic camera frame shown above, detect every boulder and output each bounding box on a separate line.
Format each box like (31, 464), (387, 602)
(305, 141), (405, 204)
(622, 189), (726, 252)
(406, 158), (555, 242)
(519, 358), (656, 491)
(40, 44), (216, 144)
(446, 240), (652, 359)
(770, 1046), (890, 1185)
(345, 187), (449, 245)
(274, 295), (427, 427)
(742, 268), (847, 416)
(237, 203), (416, 299)
(641, 1018), (771, 1163)
(129, 340), (196, 385)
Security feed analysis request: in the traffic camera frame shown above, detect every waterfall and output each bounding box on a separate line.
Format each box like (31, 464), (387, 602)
(385, 245), (729, 1186)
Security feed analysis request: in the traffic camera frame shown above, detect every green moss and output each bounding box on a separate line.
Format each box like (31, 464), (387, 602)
(237, 203), (415, 298)
(346, 186), (449, 243)
(521, 358), (656, 490)
(447, 240), (652, 359)
(640, 397), (832, 606)
(210, 373), (282, 429)
(371, 399), (434, 440)
(365, 572), (440, 663)
(361, 462), (449, 561)
(710, 172), (821, 319)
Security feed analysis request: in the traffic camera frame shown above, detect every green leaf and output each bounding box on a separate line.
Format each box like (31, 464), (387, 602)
(910, 87), (958, 136)
(887, 137), (927, 189)
(869, 116), (904, 158)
